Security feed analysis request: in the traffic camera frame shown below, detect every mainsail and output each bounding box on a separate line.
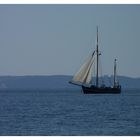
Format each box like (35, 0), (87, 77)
(70, 51), (95, 86)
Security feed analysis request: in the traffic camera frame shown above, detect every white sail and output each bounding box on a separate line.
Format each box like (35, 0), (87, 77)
(71, 52), (95, 86)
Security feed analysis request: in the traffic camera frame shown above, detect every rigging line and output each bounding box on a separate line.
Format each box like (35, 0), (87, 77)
(92, 54), (96, 85)
(83, 55), (95, 84)
(98, 53), (104, 85)
(114, 59), (119, 85)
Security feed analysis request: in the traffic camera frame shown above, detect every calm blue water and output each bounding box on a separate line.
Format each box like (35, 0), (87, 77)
(0, 90), (140, 136)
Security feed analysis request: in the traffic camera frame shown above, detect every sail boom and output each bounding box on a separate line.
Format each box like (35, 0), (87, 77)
(69, 80), (91, 87)
(69, 81), (83, 86)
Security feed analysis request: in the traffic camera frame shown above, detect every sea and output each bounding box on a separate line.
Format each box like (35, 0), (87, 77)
(0, 89), (140, 136)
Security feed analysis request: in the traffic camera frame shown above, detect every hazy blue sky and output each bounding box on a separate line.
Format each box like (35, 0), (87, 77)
(0, 4), (140, 77)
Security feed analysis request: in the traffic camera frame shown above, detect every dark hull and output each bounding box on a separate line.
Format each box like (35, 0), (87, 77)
(82, 86), (121, 94)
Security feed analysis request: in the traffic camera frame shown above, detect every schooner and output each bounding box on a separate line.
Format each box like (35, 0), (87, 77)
(69, 27), (121, 94)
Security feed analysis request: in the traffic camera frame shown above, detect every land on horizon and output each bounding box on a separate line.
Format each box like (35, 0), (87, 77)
(0, 75), (140, 91)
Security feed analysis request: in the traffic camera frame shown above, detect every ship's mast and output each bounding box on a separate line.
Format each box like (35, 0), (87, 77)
(96, 26), (99, 87)
(114, 59), (117, 87)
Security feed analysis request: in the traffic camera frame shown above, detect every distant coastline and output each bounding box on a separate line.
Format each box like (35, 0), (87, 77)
(0, 75), (140, 91)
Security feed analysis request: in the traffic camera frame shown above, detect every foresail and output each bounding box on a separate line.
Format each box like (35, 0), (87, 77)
(84, 58), (94, 84)
(71, 51), (95, 85)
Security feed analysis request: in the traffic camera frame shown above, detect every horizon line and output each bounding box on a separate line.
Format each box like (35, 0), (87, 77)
(0, 74), (139, 78)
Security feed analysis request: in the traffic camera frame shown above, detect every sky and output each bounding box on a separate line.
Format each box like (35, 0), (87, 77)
(0, 4), (140, 77)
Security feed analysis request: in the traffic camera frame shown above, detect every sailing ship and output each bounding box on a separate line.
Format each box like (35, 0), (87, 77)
(69, 27), (121, 94)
